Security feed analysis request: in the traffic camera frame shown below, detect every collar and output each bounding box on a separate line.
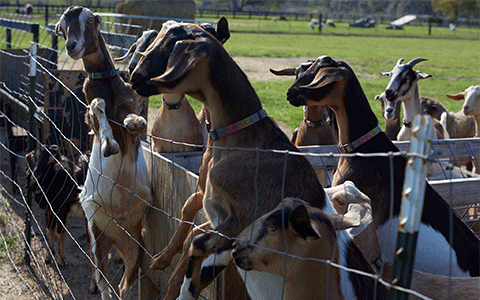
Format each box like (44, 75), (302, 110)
(305, 118), (326, 128)
(403, 118), (412, 128)
(209, 108), (268, 141)
(88, 68), (119, 80)
(163, 96), (184, 110)
(338, 125), (382, 153)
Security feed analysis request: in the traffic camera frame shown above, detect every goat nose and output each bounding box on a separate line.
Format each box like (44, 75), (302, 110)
(386, 107), (393, 114)
(66, 41), (77, 52)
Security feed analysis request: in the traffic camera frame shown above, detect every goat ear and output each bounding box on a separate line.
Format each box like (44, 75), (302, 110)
(289, 205), (320, 240)
(327, 213), (361, 232)
(445, 92), (465, 101)
(54, 22), (63, 36)
(380, 71), (390, 77)
(151, 39), (209, 84)
(416, 71), (431, 80)
(342, 203), (371, 236)
(302, 67), (348, 90)
(216, 17), (230, 44)
(94, 13), (103, 28)
(270, 68), (296, 76)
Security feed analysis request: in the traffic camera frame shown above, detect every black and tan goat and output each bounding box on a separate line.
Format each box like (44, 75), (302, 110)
(274, 55), (479, 278)
(26, 145), (88, 267)
(233, 197), (390, 300)
(56, 6), (151, 299)
(130, 20), (343, 300)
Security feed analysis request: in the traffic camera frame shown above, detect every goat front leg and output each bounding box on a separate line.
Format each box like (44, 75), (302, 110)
(89, 98), (119, 157)
(178, 214), (242, 299)
(163, 222), (212, 300)
(117, 222), (143, 300)
(151, 191), (204, 270)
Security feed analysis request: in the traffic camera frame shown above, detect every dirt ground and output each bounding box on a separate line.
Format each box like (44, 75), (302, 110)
(0, 56), (303, 299)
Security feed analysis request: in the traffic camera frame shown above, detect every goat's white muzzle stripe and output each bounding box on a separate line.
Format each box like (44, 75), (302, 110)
(209, 108), (268, 141)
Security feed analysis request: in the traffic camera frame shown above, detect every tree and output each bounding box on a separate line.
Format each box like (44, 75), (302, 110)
(230, 0), (288, 12)
(431, 0), (479, 19)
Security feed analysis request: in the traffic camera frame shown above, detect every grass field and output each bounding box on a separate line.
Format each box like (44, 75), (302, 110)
(1, 11), (478, 132)
(148, 29), (480, 131)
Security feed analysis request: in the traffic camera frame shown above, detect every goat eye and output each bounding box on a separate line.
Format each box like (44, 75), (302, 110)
(336, 199), (344, 206)
(88, 18), (94, 24)
(268, 225), (277, 232)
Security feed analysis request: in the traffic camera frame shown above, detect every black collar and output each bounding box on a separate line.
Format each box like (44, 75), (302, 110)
(305, 118), (326, 128)
(88, 68), (119, 80)
(163, 96), (184, 110)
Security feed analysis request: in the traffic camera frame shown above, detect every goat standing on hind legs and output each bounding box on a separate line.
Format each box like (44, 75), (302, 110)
(55, 6), (152, 300)
(129, 20), (364, 300)
(274, 55), (479, 278)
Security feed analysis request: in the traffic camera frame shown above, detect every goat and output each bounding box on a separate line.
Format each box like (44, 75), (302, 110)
(118, 20), (230, 271)
(380, 60), (446, 138)
(421, 96), (476, 138)
(25, 145), (88, 267)
(116, 28), (207, 153)
(130, 19), (341, 300)
(330, 182), (480, 300)
(271, 62), (338, 187)
(16, 3), (33, 14)
(375, 93), (402, 140)
(446, 85), (480, 173)
(380, 58), (449, 141)
(55, 6), (151, 299)
(232, 197), (390, 300)
(275, 55), (479, 278)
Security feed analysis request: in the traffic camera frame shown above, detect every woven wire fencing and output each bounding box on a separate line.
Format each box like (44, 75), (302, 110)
(0, 10), (479, 300)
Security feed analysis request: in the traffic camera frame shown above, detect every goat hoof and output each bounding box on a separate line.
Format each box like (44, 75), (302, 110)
(45, 254), (53, 264)
(124, 114), (147, 133)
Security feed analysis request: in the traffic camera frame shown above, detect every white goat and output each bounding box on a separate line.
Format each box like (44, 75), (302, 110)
(375, 92), (402, 140)
(56, 6), (151, 299)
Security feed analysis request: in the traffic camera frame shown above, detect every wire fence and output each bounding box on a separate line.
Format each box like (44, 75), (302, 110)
(0, 11), (479, 300)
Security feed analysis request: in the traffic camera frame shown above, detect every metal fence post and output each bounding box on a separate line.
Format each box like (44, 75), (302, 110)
(24, 42), (37, 266)
(390, 115), (434, 300)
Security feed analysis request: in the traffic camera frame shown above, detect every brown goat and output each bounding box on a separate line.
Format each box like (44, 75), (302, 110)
(375, 93), (402, 141)
(26, 145), (88, 267)
(276, 55), (479, 279)
(233, 197), (390, 300)
(130, 19), (337, 299)
(56, 6), (151, 299)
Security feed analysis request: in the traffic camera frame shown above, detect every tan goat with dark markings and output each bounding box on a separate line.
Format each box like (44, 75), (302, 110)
(130, 19), (343, 300)
(56, 6), (151, 299)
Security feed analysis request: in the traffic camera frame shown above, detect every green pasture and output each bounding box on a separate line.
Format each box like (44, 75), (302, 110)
(149, 32), (480, 132)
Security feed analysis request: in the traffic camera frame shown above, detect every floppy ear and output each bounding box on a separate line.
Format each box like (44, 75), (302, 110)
(326, 213), (360, 232)
(270, 68), (296, 76)
(151, 39), (210, 84)
(302, 67), (348, 90)
(446, 92), (465, 101)
(289, 205), (320, 240)
(55, 22), (63, 36)
(343, 203), (372, 236)
(94, 13), (103, 28)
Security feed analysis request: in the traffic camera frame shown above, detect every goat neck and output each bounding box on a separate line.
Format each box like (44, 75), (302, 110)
(304, 105), (327, 127)
(82, 32), (116, 74)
